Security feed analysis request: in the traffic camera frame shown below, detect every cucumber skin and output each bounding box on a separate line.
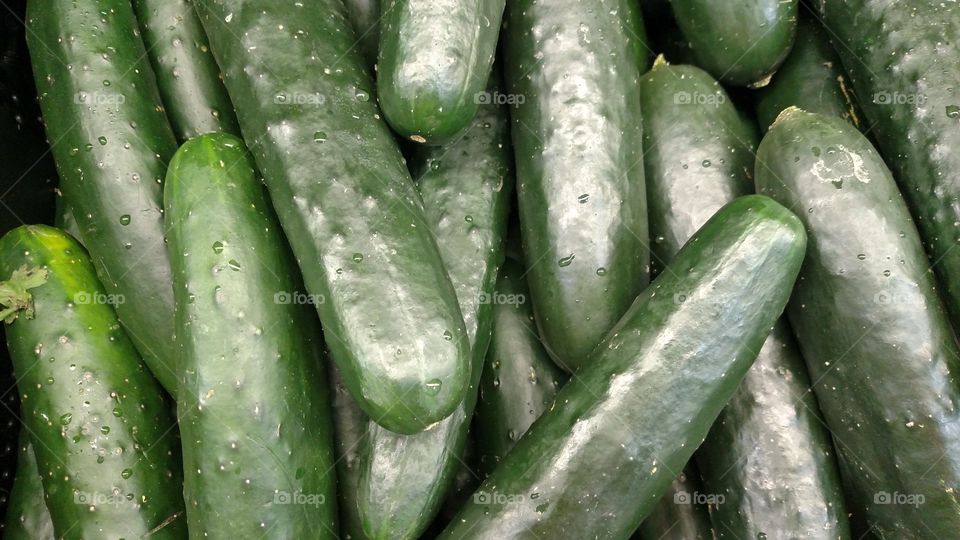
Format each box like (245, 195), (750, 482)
(343, 0), (380, 70)
(26, 0), (180, 395)
(329, 364), (372, 540)
(194, 0), (470, 434)
(755, 15), (861, 133)
(635, 466), (713, 540)
(504, 0), (651, 372)
(818, 0), (960, 334)
(3, 431), (54, 540)
(0, 225), (185, 539)
(377, 0), (504, 144)
(642, 63), (849, 539)
(132, 0), (240, 142)
(473, 256), (567, 477)
(357, 78), (513, 540)
(165, 133), (337, 538)
(440, 195), (807, 539)
(756, 110), (960, 537)
(668, 0), (798, 87)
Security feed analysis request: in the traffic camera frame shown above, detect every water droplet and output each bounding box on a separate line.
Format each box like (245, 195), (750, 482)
(857, 253), (867, 260)
(558, 254), (575, 267)
(947, 105), (960, 119)
(119, 214), (130, 226)
(59, 413), (73, 425)
(701, 159), (711, 168)
(98, 136), (107, 145)
(578, 193), (589, 204)
(313, 131), (327, 143)
(596, 267), (607, 276)
(464, 215), (474, 223)
(424, 379), (442, 395)
(430, 160), (441, 171)
(355, 90), (370, 102)
(212, 241), (225, 254)
(100, 426), (110, 435)
(227, 259), (241, 271)
(352, 253), (364, 263)
(120, 468), (133, 479)
(442, 330), (453, 341)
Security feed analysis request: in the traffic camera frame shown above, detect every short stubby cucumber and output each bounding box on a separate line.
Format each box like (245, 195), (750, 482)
(756, 108), (960, 537)
(0, 225), (185, 539)
(26, 0), (180, 394)
(194, 0), (470, 434)
(377, 0), (504, 144)
(503, 0), (651, 372)
(3, 431), (54, 540)
(439, 195), (807, 539)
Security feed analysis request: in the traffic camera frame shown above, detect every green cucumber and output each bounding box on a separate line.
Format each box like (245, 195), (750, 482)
(377, 0), (504, 145)
(473, 257), (567, 477)
(165, 133), (337, 537)
(343, 0), (381, 71)
(635, 466), (713, 540)
(26, 0), (180, 394)
(0, 225), (185, 538)
(329, 364), (372, 540)
(194, 0), (470, 434)
(668, 0), (798, 87)
(756, 108), (960, 537)
(132, 0), (241, 141)
(440, 195), (807, 539)
(818, 0), (960, 330)
(356, 76), (513, 540)
(642, 61), (849, 539)
(3, 431), (53, 540)
(754, 14), (861, 133)
(503, 0), (651, 372)
(54, 195), (82, 243)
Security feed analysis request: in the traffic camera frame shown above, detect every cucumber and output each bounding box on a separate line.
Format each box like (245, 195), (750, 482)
(329, 364), (372, 540)
(635, 466), (713, 540)
(642, 61), (849, 539)
(132, 0), (241, 141)
(756, 108), (960, 537)
(3, 431), (54, 540)
(439, 195), (807, 539)
(473, 257), (567, 477)
(818, 0), (960, 330)
(754, 15), (861, 133)
(668, 0), (798, 87)
(343, 0), (380, 71)
(377, 0), (504, 145)
(503, 0), (651, 372)
(356, 76), (513, 540)
(26, 0), (180, 394)
(165, 133), (337, 537)
(194, 0), (470, 434)
(0, 225), (185, 538)
(54, 195), (82, 244)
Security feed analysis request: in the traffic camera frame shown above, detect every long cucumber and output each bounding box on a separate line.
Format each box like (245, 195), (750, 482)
(343, 0), (381, 71)
(756, 108), (960, 537)
(635, 466), (713, 540)
(2, 431), (53, 540)
(503, 0), (651, 372)
(439, 195), (807, 539)
(26, 0), (180, 394)
(0, 225), (185, 538)
(165, 133), (338, 537)
(194, 0), (470, 434)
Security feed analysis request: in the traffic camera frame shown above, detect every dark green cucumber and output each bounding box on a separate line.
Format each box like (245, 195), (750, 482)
(329, 364), (372, 540)
(756, 108), (960, 537)
(377, 0), (504, 144)
(132, 0), (241, 141)
(642, 61), (849, 539)
(3, 431), (53, 540)
(440, 195), (807, 539)
(165, 133), (337, 538)
(668, 0), (797, 87)
(474, 257), (567, 477)
(343, 0), (381, 71)
(26, 0), (180, 394)
(503, 0), (650, 372)
(195, 0), (470, 435)
(0, 225), (185, 538)
(635, 466), (713, 540)
(819, 0), (960, 331)
(754, 14), (861, 133)
(357, 76), (513, 540)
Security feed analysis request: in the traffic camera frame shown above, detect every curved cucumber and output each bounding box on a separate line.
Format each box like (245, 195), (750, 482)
(635, 466), (713, 540)
(818, 0), (960, 332)
(756, 109), (960, 537)
(0, 225), (185, 539)
(3, 431), (53, 540)
(755, 15), (861, 133)
(473, 257), (567, 477)
(26, 0), (180, 394)
(343, 0), (381, 71)
(357, 77), (513, 540)
(668, 0), (798, 87)
(377, 0), (504, 144)
(194, 0), (470, 434)
(503, 0), (650, 372)
(165, 133), (337, 537)
(132, 0), (240, 141)
(440, 195), (807, 539)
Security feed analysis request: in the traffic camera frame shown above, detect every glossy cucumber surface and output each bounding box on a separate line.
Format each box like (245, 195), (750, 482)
(2, 431), (53, 540)
(635, 466), (713, 540)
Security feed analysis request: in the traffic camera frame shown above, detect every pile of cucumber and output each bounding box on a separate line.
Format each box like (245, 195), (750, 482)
(2, 0), (959, 538)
